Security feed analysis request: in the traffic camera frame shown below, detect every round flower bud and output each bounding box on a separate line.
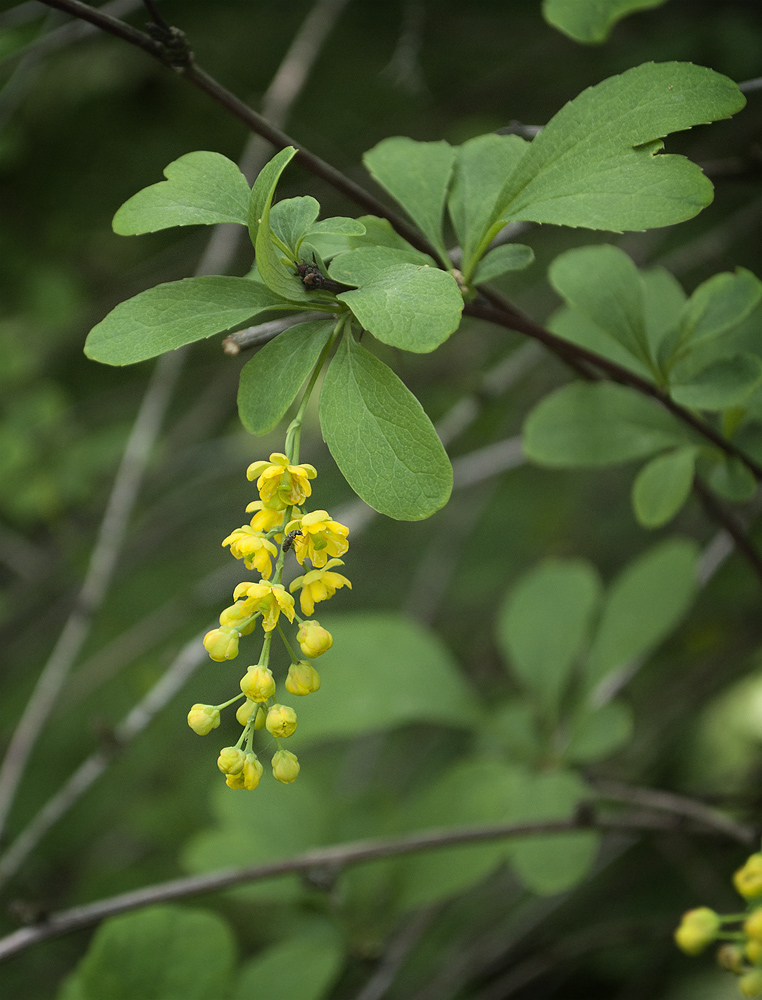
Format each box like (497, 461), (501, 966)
(240, 665), (276, 702)
(717, 944), (745, 973)
(236, 699), (256, 727)
(740, 970), (762, 998)
(225, 770), (246, 789)
(219, 602), (257, 636)
(748, 940), (762, 966)
(746, 909), (762, 942)
(296, 620), (333, 658)
(203, 627), (239, 662)
(217, 746), (245, 775)
(187, 703), (221, 735)
(735, 855), (762, 901)
(239, 752), (264, 790)
(266, 703), (297, 738)
(285, 661), (321, 696)
(674, 907), (720, 955)
(254, 706), (266, 730)
(272, 749), (300, 783)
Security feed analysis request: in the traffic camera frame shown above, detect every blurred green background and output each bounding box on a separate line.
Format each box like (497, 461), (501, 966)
(1, 1), (762, 997)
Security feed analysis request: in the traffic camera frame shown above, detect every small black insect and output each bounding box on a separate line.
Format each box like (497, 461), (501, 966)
(282, 529), (302, 553)
(295, 257), (352, 295)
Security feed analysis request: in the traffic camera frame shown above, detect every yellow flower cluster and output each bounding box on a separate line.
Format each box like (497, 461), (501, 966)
(675, 850), (762, 997)
(189, 451), (350, 789)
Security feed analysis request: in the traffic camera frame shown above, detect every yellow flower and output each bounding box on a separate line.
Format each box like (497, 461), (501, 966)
(266, 703), (297, 737)
(748, 940), (762, 966)
(217, 746), (245, 775)
(736, 854), (762, 900)
(285, 510), (349, 567)
(203, 627), (239, 661)
(222, 526), (277, 577)
(247, 452), (317, 508)
(290, 559), (351, 616)
(746, 910), (762, 942)
(285, 661), (321, 696)
(226, 751), (264, 790)
(187, 704), (221, 735)
(236, 699), (256, 726)
(240, 665), (276, 702)
(674, 907), (720, 955)
(740, 970), (762, 998)
(296, 620), (333, 658)
(233, 580), (295, 632)
(272, 749), (300, 783)
(246, 499), (288, 533)
(219, 601), (257, 635)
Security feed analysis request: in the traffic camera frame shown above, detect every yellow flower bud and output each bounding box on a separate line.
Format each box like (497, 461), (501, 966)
(740, 970), (762, 998)
(217, 746), (245, 775)
(187, 703), (221, 735)
(746, 909), (762, 942)
(203, 626), (239, 661)
(272, 749), (300, 783)
(254, 706), (266, 730)
(219, 602), (257, 636)
(736, 855), (762, 901)
(234, 751), (263, 790)
(748, 940), (762, 966)
(240, 666), (276, 702)
(285, 661), (321, 696)
(266, 703), (297, 738)
(296, 620), (333, 658)
(674, 907), (720, 955)
(225, 770), (246, 789)
(718, 943), (745, 973)
(236, 699), (256, 726)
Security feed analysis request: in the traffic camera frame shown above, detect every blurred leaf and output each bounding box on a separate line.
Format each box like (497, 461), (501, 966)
(584, 538), (699, 694)
(708, 456), (757, 502)
(319, 335), (452, 519)
(678, 268), (762, 350)
(490, 701), (544, 765)
(270, 196), (320, 250)
(542, 0), (669, 44)
(670, 355), (762, 410)
(564, 700), (634, 763)
(59, 906), (236, 1000)
(448, 133), (528, 277)
(631, 446), (697, 528)
(363, 137), (454, 262)
(497, 560), (601, 717)
(329, 246), (435, 285)
(113, 151), (250, 234)
(523, 382), (688, 467)
(548, 306), (651, 379)
(233, 923), (344, 1000)
(336, 262), (463, 353)
(237, 320), (334, 434)
(85, 277), (292, 365)
(642, 266), (686, 359)
(293, 612), (479, 742)
(489, 63), (744, 232)
(346, 215), (432, 262)
(472, 243), (535, 284)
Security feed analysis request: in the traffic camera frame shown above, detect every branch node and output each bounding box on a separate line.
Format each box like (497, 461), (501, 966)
(144, 23), (193, 70)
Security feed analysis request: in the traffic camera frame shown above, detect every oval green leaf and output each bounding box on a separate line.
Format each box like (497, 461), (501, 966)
(631, 445), (697, 527)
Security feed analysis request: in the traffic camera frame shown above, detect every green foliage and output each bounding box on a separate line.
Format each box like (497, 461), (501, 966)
(565, 700), (634, 764)
(670, 355), (762, 411)
(112, 152), (250, 234)
(319, 334), (452, 520)
(472, 243), (535, 284)
(677, 268), (762, 351)
(237, 320), (335, 435)
(543, 0), (670, 44)
(631, 446), (697, 527)
(233, 924), (344, 1000)
(58, 906), (236, 1000)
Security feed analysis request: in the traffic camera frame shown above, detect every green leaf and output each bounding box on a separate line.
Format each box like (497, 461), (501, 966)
(490, 63), (744, 233)
(509, 770), (598, 895)
(564, 701), (634, 763)
(85, 277), (291, 365)
(543, 0), (669, 44)
(346, 215), (433, 262)
(248, 146), (298, 246)
(549, 246), (650, 366)
(678, 268), (762, 350)
(642, 266), (687, 356)
(233, 925), (344, 1000)
(319, 335), (452, 519)
(336, 263), (463, 353)
(631, 446), (697, 528)
(270, 196), (320, 250)
(67, 906), (236, 1000)
(305, 217), (367, 237)
(329, 246), (436, 285)
(472, 243), (535, 284)
(708, 456), (757, 502)
(549, 307), (651, 379)
(289, 613), (479, 743)
(496, 560), (601, 717)
(363, 137), (455, 263)
(112, 151), (250, 235)
(584, 537), (699, 694)
(448, 133), (528, 278)
(490, 701), (545, 765)
(670, 354), (762, 411)
(523, 382), (688, 467)
(237, 320), (334, 434)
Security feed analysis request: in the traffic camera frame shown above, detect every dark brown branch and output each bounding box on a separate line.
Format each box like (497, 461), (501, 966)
(0, 810), (737, 963)
(692, 476), (762, 584)
(35, 0), (165, 59)
(141, 0), (169, 33)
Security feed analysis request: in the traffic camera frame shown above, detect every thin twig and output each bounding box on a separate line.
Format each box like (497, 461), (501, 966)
(0, 810), (732, 962)
(692, 477), (762, 584)
(141, 0), (169, 33)
(222, 313), (326, 355)
(354, 906), (441, 1000)
(739, 76), (762, 93)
